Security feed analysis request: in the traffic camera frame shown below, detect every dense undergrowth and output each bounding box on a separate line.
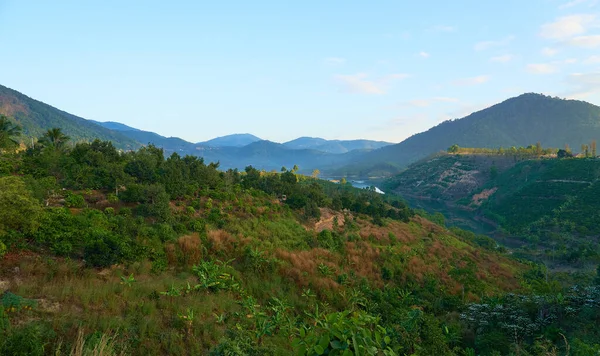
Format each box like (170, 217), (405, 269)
(0, 135), (599, 355)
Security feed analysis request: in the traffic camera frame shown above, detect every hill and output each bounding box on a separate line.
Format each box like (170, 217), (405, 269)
(346, 93), (600, 176)
(0, 85), (140, 150)
(284, 137), (393, 153)
(193, 140), (367, 173)
(384, 151), (600, 270)
(5, 140), (582, 355)
(199, 133), (262, 147)
(90, 120), (141, 132)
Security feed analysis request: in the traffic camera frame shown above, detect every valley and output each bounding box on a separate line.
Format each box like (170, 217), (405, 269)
(1, 87), (600, 355)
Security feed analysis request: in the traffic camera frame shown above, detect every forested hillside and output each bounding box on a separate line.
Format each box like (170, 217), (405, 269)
(345, 93), (600, 176)
(0, 85), (140, 150)
(2, 124), (599, 355)
(385, 148), (600, 271)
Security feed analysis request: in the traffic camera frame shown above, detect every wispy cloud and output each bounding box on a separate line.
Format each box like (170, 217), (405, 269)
(565, 34), (600, 48)
(539, 14), (597, 40)
(474, 36), (515, 51)
(527, 63), (559, 74)
(542, 47), (559, 56)
(564, 72), (600, 98)
(429, 25), (456, 33)
(453, 75), (490, 86)
(385, 73), (411, 81)
(324, 57), (346, 65)
(334, 73), (409, 95)
(490, 54), (514, 63)
(559, 0), (598, 10)
(419, 51), (430, 58)
(407, 97), (459, 107)
(584, 55), (600, 63)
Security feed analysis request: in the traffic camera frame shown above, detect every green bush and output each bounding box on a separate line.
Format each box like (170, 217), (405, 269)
(65, 193), (86, 208)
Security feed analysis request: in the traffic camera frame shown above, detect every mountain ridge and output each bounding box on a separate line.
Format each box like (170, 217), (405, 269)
(340, 93), (600, 176)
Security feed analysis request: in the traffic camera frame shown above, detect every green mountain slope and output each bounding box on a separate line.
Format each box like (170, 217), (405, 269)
(385, 152), (600, 269)
(0, 85), (141, 150)
(284, 137), (393, 153)
(199, 133), (262, 147)
(1, 141), (554, 355)
(350, 93), (600, 176)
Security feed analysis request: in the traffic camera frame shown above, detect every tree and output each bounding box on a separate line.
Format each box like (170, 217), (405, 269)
(448, 144), (460, 153)
(0, 176), (41, 234)
(292, 164), (299, 173)
(0, 115), (22, 151)
(311, 169), (320, 178)
(582, 144), (590, 158)
(39, 128), (70, 150)
(557, 149), (573, 158)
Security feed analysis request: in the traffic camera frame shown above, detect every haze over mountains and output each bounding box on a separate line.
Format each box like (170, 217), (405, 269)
(1, 83), (600, 176)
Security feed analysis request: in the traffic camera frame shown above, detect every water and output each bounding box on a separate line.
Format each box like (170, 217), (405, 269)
(350, 181), (385, 194)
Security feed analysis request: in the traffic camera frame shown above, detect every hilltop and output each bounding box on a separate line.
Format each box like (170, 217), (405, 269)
(0, 85), (140, 150)
(283, 137), (393, 154)
(344, 93), (600, 176)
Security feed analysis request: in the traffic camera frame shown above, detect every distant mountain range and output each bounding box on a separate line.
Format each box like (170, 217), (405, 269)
(0, 84), (392, 173)
(2, 84), (599, 177)
(283, 137), (392, 154)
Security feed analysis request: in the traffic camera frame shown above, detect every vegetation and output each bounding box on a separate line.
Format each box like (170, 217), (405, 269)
(345, 93), (600, 176)
(1, 123), (599, 354)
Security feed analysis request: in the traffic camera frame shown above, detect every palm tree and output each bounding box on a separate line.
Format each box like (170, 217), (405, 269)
(39, 128), (70, 150)
(0, 114), (22, 150)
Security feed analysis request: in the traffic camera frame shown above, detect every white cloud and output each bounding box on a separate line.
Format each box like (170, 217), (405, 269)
(559, 0), (598, 10)
(324, 57), (346, 65)
(565, 72), (600, 98)
(584, 55), (600, 63)
(474, 36), (515, 51)
(565, 34), (600, 47)
(542, 47), (559, 56)
(563, 58), (578, 64)
(335, 73), (409, 95)
(453, 75), (490, 86)
(408, 99), (431, 107)
(490, 54), (514, 63)
(407, 97), (459, 107)
(430, 25), (456, 32)
(434, 96), (460, 102)
(419, 51), (430, 58)
(385, 73), (411, 80)
(335, 73), (384, 94)
(539, 14), (596, 40)
(527, 63), (559, 74)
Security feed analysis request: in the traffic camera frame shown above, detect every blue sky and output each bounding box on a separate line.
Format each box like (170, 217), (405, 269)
(1, 1), (599, 143)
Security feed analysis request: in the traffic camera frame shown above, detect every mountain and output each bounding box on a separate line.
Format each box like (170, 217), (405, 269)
(199, 133), (262, 147)
(1, 143), (538, 355)
(0, 84), (141, 150)
(284, 137), (393, 153)
(192, 140), (366, 172)
(90, 120), (141, 132)
(347, 93), (600, 176)
(383, 151), (600, 270)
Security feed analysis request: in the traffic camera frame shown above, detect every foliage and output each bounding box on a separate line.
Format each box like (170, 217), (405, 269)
(293, 310), (397, 356)
(0, 175), (42, 234)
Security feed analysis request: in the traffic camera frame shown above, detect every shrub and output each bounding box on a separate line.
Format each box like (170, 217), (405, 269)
(84, 231), (130, 267)
(65, 193), (86, 208)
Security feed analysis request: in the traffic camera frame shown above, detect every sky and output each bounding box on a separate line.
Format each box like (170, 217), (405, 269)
(1, 0), (600, 143)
